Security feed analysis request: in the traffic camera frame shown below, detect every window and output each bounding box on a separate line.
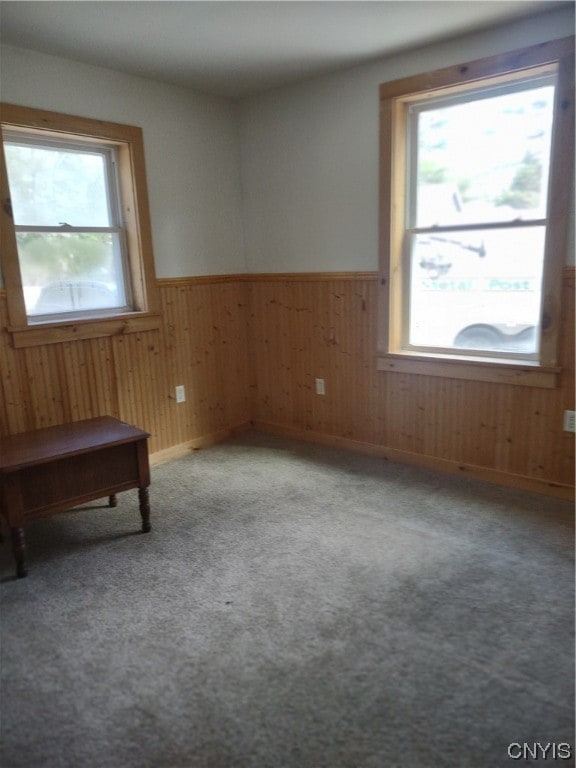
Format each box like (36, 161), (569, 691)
(0, 104), (160, 347)
(378, 38), (574, 387)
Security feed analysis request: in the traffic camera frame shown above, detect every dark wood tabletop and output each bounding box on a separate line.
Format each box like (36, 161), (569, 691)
(0, 416), (152, 578)
(0, 416), (150, 472)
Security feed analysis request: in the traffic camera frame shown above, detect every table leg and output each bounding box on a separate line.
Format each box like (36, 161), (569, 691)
(11, 527), (27, 579)
(139, 487), (151, 532)
(109, 494), (118, 507)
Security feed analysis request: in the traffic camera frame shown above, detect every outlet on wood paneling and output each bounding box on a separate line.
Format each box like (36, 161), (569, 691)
(0, 271), (573, 494)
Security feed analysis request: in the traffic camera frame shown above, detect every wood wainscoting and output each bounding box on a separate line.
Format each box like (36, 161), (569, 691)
(0, 271), (574, 497)
(248, 270), (575, 499)
(0, 277), (252, 459)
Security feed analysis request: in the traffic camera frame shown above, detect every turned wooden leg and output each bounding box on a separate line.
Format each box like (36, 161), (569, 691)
(109, 494), (118, 507)
(138, 487), (151, 533)
(11, 527), (27, 579)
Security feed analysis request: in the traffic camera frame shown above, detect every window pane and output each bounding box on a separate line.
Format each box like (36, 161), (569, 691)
(414, 83), (555, 227)
(409, 227), (545, 354)
(16, 232), (127, 316)
(4, 142), (112, 227)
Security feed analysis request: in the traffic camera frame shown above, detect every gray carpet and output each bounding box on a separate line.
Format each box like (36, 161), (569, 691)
(1, 431), (574, 768)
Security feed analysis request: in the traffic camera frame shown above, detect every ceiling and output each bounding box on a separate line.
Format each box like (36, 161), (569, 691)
(0, 1), (571, 99)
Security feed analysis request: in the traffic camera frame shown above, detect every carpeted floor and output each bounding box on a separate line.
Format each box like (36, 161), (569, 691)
(0, 431), (574, 768)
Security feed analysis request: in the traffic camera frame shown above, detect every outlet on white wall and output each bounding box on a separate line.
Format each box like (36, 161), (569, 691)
(175, 385), (186, 404)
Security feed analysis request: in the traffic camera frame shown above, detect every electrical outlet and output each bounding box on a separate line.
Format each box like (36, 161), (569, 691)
(563, 410), (576, 433)
(315, 378), (326, 396)
(175, 385), (186, 404)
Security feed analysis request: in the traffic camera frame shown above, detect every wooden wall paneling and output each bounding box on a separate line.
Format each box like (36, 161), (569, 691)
(110, 333), (133, 429)
(1, 273), (573, 496)
(356, 281), (381, 442)
(171, 282), (219, 444)
(422, 376), (448, 462)
(307, 280), (328, 430)
(458, 381), (495, 469)
(246, 280), (259, 419)
(182, 282), (215, 439)
(87, 337), (120, 420)
(282, 281), (302, 428)
(298, 281), (316, 428)
(56, 342), (83, 424)
(337, 279), (358, 438)
(487, 383), (517, 470)
(497, 276), (574, 484)
(0, 357), (8, 438)
(383, 372), (417, 454)
(492, 384), (515, 473)
(327, 279), (376, 442)
(276, 280), (297, 426)
(261, 281), (281, 423)
(111, 329), (166, 454)
(250, 273), (574, 495)
(248, 281), (266, 422)
(187, 282), (215, 437)
(157, 282), (187, 449)
(23, 343), (66, 429)
(134, 329), (167, 452)
(310, 280), (332, 434)
(278, 281), (298, 427)
(56, 339), (118, 424)
(156, 279), (251, 455)
(375, 369), (392, 449)
(0, 294), (120, 434)
(0, 294), (33, 433)
(150, 326), (170, 452)
(250, 280), (289, 426)
(208, 281), (251, 432)
(0, 297), (10, 437)
(255, 280), (277, 423)
(251, 278), (372, 439)
(282, 281), (305, 429)
(528, 386), (565, 478)
(323, 281), (350, 436)
(517, 384), (565, 481)
(449, 380), (471, 464)
(559, 274), (576, 480)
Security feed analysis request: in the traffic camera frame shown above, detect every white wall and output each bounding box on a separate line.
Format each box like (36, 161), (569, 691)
(1, 6), (574, 280)
(0, 44), (246, 278)
(239, 6), (575, 273)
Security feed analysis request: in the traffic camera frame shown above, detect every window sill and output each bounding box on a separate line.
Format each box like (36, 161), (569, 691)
(8, 312), (161, 348)
(377, 352), (560, 388)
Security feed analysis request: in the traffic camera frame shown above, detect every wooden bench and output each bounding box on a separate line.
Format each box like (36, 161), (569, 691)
(0, 416), (151, 578)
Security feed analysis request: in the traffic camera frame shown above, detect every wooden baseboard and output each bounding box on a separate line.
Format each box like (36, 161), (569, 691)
(149, 422), (251, 467)
(253, 420), (575, 501)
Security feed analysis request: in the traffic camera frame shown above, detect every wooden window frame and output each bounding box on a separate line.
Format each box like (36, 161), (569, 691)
(0, 104), (160, 348)
(377, 38), (574, 388)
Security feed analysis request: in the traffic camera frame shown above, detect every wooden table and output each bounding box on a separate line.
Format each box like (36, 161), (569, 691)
(0, 416), (151, 578)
